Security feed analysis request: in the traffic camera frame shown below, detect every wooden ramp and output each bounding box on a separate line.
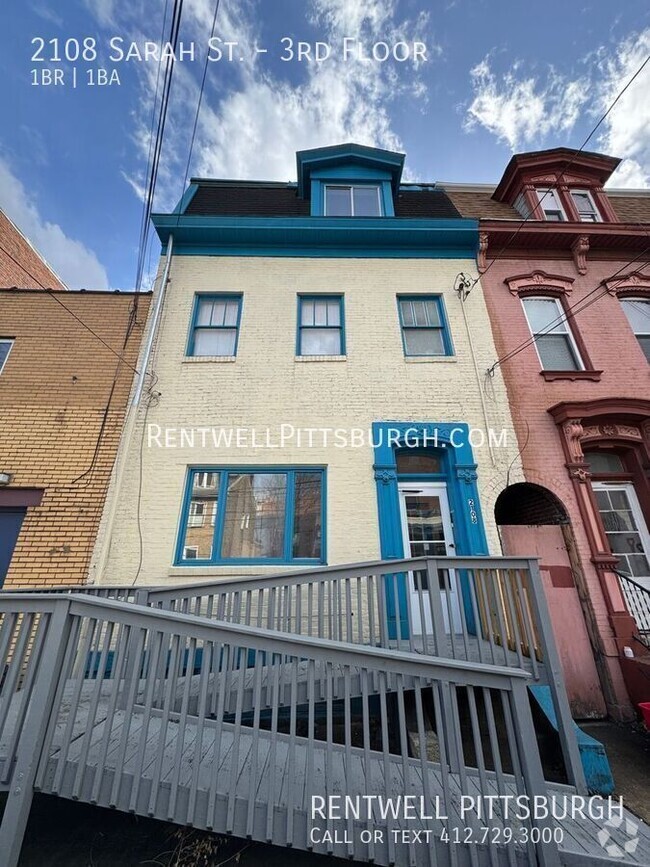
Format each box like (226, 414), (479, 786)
(1, 589), (648, 867)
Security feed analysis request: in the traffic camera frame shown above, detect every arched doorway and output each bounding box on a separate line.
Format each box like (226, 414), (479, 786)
(495, 483), (606, 718)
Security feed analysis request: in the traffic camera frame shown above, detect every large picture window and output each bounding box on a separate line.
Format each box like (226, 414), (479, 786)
(177, 468), (325, 565)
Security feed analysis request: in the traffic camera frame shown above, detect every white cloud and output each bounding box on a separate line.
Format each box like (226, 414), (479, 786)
(0, 157), (109, 290)
(464, 59), (588, 150)
(87, 0), (436, 206)
(592, 30), (650, 188)
(463, 29), (650, 189)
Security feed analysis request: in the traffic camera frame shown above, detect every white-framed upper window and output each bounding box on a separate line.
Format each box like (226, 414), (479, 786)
(187, 501), (206, 527)
(194, 471), (217, 489)
(0, 339), (14, 374)
(535, 188), (566, 221)
(522, 296), (584, 371)
(620, 298), (650, 362)
(570, 190), (601, 223)
(324, 185), (383, 217)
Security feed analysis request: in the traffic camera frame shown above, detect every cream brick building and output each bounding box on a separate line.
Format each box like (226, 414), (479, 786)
(92, 145), (523, 586)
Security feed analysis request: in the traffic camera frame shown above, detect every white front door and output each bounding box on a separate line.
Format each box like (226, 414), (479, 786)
(593, 482), (650, 591)
(398, 482), (460, 633)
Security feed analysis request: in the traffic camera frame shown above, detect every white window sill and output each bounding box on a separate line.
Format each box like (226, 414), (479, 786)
(404, 356), (457, 363)
(294, 355), (347, 362)
(183, 356), (236, 363)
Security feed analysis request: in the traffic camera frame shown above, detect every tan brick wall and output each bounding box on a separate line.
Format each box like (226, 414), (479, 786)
(95, 256), (523, 586)
(0, 289), (151, 587)
(0, 211), (66, 290)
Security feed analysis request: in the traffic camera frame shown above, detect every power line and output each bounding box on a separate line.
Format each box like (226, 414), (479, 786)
(477, 52), (650, 283)
(0, 240), (142, 375)
(487, 245), (650, 374)
(134, 0), (185, 295)
(176, 0), (222, 227)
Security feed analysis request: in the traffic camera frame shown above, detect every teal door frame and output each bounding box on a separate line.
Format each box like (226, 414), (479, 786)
(372, 422), (489, 638)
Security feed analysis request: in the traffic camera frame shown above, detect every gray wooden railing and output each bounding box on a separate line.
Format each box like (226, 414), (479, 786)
(0, 593), (562, 867)
(5, 556), (585, 794)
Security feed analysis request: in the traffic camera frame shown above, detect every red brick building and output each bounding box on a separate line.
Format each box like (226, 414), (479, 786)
(0, 208), (66, 290)
(444, 149), (650, 720)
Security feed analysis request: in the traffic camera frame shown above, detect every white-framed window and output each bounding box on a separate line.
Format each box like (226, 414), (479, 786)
(620, 298), (650, 362)
(570, 190), (601, 222)
(187, 501), (206, 527)
(0, 339), (14, 374)
(183, 546), (199, 560)
(522, 296), (583, 371)
(324, 185), (383, 217)
(535, 188), (566, 222)
(194, 471), (217, 488)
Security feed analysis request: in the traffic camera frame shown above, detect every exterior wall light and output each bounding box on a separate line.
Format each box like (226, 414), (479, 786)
(0, 472), (13, 486)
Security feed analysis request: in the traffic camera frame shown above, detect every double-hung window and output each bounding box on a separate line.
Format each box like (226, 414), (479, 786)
(188, 294), (242, 357)
(177, 468), (325, 565)
(522, 296), (583, 370)
(570, 190), (601, 222)
(298, 295), (344, 356)
(398, 295), (452, 356)
(0, 339), (13, 374)
(535, 188), (566, 221)
(621, 298), (650, 361)
(324, 185), (382, 216)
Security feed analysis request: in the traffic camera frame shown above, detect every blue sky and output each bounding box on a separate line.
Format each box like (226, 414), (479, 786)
(2, 0), (649, 290)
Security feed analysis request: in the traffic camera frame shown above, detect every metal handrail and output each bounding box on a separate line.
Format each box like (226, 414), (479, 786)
(614, 568), (650, 645)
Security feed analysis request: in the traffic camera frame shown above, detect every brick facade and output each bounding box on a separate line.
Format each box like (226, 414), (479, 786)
(0, 289), (150, 587)
(0, 210), (66, 290)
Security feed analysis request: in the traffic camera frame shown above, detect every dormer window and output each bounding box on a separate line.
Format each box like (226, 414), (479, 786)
(570, 190), (601, 223)
(535, 188), (566, 221)
(324, 184), (383, 217)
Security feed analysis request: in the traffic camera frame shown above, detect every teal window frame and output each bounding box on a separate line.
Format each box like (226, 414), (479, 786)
(175, 466), (327, 566)
(397, 295), (453, 357)
(323, 184), (384, 217)
(186, 293), (243, 357)
(296, 295), (346, 356)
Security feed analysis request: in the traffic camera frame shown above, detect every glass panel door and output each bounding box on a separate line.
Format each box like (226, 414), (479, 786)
(593, 482), (650, 591)
(398, 483), (460, 633)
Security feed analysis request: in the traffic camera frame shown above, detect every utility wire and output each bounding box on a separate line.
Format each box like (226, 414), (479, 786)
(477, 52), (650, 284)
(175, 0), (222, 227)
(134, 0), (185, 295)
(0, 241), (142, 375)
(487, 244), (650, 374)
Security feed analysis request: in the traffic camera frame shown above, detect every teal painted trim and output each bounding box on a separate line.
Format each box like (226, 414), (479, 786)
(174, 466), (327, 567)
(372, 422), (489, 638)
(296, 143), (404, 196)
(173, 182), (199, 215)
(529, 685), (615, 795)
(296, 294), (346, 356)
(186, 292), (243, 357)
(153, 214), (479, 258)
(396, 294), (454, 357)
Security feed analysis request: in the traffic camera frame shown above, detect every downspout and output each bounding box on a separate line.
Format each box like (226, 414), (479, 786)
(89, 235), (174, 584)
(455, 273), (496, 466)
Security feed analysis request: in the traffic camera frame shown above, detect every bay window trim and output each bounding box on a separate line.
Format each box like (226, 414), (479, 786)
(175, 466), (327, 566)
(186, 292), (243, 358)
